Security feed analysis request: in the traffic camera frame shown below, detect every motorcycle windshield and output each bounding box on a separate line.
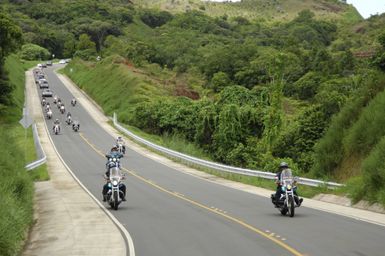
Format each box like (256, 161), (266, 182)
(281, 169), (293, 183)
(109, 167), (122, 180)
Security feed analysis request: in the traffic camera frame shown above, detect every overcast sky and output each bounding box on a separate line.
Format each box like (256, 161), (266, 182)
(207, 1), (385, 19)
(346, 0), (385, 19)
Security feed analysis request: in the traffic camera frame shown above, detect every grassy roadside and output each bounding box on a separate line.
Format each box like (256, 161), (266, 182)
(0, 55), (48, 256)
(6, 54), (49, 182)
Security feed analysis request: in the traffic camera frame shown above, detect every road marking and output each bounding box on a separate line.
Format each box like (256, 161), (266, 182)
(79, 132), (303, 256)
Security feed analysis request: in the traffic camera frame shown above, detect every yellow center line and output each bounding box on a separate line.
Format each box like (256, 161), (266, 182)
(79, 132), (303, 256)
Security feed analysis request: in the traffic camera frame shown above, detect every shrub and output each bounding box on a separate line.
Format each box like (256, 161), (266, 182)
(19, 43), (50, 60)
(140, 9), (173, 28)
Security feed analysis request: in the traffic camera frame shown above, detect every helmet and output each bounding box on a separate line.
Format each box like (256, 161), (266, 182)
(279, 162), (288, 169)
(55, 119), (59, 122)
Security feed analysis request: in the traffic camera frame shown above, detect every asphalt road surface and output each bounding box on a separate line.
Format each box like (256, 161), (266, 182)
(37, 65), (385, 256)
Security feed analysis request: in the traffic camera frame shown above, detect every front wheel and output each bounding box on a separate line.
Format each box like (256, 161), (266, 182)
(113, 191), (119, 210)
(288, 196), (295, 217)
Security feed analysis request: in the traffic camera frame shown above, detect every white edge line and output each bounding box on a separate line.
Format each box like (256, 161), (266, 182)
(32, 70), (136, 256)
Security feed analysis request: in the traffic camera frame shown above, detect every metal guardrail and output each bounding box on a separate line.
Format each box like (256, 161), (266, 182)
(113, 113), (344, 189)
(25, 123), (47, 170)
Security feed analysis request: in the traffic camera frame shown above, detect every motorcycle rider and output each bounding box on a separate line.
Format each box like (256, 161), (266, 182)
(53, 119), (60, 132)
(105, 146), (123, 169)
(116, 136), (126, 153)
(274, 162), (303, 207)
(66, 111), (72, 123)
(71, 98), (77, 106)
(72, 120), (80, 130)
(102, 155), (126, 202)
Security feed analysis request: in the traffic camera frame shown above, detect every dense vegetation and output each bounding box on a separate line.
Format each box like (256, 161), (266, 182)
(0, 11), (35, 256)
(3, 0), (385, 206)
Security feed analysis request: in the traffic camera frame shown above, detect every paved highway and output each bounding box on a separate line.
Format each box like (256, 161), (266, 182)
(38, 65), (385, 256)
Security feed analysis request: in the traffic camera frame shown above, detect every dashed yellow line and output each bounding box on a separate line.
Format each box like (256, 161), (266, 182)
(79, 132), (303, 256)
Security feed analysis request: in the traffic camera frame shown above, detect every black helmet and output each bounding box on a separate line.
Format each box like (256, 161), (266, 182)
(279, 162), (288, 169)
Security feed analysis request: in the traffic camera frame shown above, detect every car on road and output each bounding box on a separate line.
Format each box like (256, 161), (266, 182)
(46, 61), (52, 66)
(42, 89), (53, 97)
(39, 79), (49, 89)
(37, 63), (42, 68)
(41, 63), (47, 68)
(59, 59), (66, 64)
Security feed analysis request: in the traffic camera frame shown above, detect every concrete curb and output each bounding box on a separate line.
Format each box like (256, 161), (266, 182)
(22, 69), (127, 256)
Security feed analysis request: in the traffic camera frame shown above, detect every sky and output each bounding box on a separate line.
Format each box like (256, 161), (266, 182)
(347, 0), (385, 19)
(206, 1), (385, 19)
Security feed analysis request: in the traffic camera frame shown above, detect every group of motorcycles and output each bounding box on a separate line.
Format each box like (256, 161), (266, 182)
(36, 70), (302, 215)
(47, 96), (79, 134)
(103, 140), (126, 210)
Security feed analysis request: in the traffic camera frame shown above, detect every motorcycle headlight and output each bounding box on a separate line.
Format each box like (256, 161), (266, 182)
(109, 158), (112, 161)
(287, 185), (292, 190)
(112, 180), (118, 186)
(113, 158), (117, 162)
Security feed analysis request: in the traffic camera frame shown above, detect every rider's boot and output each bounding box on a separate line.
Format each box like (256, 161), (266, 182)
(294, 196), (303, 207)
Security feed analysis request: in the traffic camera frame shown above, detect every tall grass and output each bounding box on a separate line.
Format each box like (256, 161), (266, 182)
(312, 72), (385, 179)
(0, 125), (34, 256)
(0, 55), (47, 256)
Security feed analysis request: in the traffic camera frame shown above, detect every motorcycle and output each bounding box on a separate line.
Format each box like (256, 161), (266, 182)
(271, 169), (299, 217)
(46, 109), (52, 119)
(71, 98), (77, 106)
(116, 142), (125, 155)
(66, 115), (72, 125)
(60, 105), (65, 114)
(72, 122), (80, 132)
(104, 167), (125, 210)
(41, 98), (46, 106)
(53, 96), (58, 104)
(53, 124), (60, 135)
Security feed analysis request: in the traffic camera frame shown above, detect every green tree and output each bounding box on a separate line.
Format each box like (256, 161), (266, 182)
(210, 72), (231, 92)
(77, 34), (96, 51)
(19, 43), (50, 60)
(0, 11), (22, 108)
(140, 9), (173, 28)
(0, 12), (22, 63)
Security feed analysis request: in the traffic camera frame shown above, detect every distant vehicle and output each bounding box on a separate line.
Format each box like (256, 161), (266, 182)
(41, 63), (47, 68)
(59, 59), (66, 64)
(37, 63), (42, 68)
(46, 61), (52, 66)
(39, 79), (49, 89)
(65, 59), (71, 63)
(42, 89), (53, 97)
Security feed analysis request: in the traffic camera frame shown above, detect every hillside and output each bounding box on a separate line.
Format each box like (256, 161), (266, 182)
(2, 0), (385, 206)
(136, 0), (362, 22)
